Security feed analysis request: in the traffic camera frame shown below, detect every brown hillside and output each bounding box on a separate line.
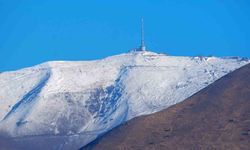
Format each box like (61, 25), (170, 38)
(83, 63), (250, 150)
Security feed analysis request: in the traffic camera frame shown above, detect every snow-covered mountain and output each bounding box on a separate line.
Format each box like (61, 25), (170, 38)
(0, 51), (249, 150)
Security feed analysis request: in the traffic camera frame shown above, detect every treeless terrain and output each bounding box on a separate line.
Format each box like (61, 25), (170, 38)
(82, 63), (250, 150)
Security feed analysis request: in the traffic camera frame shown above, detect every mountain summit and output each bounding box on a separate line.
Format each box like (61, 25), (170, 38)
(0, 51), (249, 150)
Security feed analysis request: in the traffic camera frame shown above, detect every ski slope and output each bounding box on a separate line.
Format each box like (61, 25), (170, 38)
(0, 51), (249, 150)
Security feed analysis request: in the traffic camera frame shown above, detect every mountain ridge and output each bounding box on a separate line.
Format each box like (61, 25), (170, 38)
(83, 63), (250, 150)
(0, 51), (249, 149)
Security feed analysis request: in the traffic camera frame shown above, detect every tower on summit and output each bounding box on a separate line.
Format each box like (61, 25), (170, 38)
(135, 18), (146, 52)
(131, 18), (147, 52)
(139, 18), (146, 51)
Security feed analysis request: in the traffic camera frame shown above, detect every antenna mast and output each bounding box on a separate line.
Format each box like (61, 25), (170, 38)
(140, 18), (146, 51)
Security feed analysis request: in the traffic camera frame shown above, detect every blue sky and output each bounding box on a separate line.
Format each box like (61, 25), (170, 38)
(0, 0), (250, 71)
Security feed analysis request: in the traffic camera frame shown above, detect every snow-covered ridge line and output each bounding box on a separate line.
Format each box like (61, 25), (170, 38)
(0, 51), (249, 150)
(2, 51), (248, 73)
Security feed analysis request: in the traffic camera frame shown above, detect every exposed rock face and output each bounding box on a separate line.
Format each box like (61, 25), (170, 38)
(83, 63), (250, 150)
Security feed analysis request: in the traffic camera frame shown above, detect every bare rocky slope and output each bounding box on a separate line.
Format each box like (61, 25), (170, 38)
(83, 63), (250, 150)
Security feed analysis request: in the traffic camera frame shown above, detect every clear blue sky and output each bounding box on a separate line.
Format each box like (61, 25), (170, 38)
(0, 0), (250, 71)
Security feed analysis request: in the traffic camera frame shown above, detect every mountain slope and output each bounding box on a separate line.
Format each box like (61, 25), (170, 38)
(0, 51), (249, 150)
(83, 63), (250, 150)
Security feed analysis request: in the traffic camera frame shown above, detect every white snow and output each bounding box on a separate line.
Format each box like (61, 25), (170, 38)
(0, 51), (249, 150)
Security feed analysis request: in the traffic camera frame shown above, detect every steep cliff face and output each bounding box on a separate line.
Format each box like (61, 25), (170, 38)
(0, 51), (249, 150)
(84, 63), (250, 150)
